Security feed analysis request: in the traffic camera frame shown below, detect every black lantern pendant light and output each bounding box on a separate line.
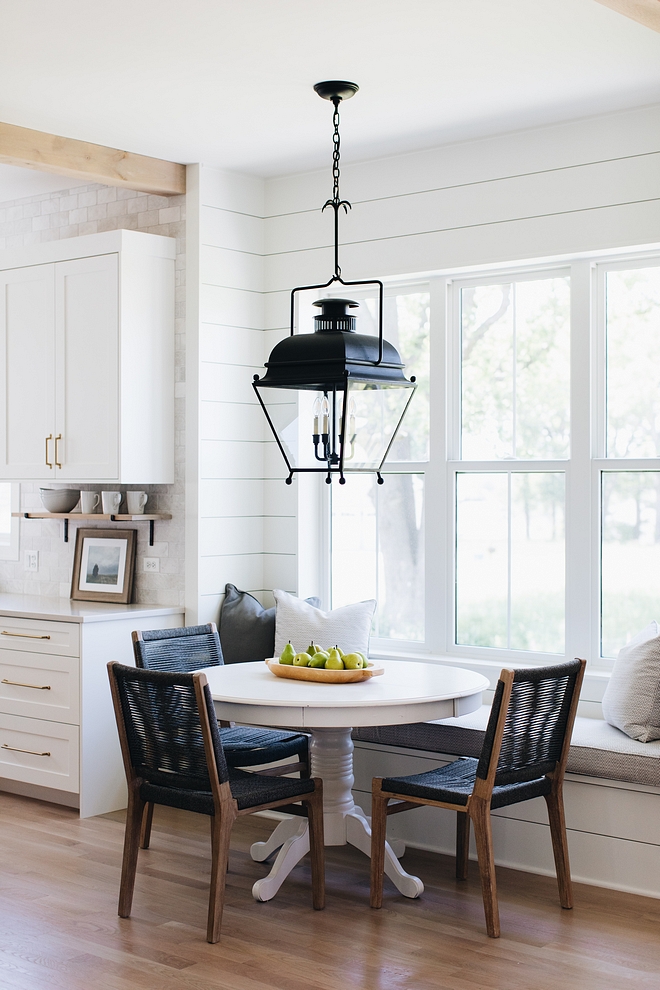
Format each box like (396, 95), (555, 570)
(253, 81), (417, 485)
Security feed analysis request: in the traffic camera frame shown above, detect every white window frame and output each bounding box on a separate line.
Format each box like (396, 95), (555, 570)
(327, 247), (660, 669)
(0, 482), (20, 561)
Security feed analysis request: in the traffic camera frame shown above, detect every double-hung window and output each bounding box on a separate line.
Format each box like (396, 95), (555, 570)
(329, 253), (660, 668)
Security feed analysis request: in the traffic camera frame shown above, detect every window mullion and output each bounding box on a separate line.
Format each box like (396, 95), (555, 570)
(565, 259), (594, 663)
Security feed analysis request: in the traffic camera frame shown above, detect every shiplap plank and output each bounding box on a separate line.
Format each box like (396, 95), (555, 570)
(263, 552), (297, 592)
(201, 205), (264, 254)
(200, 400), (267, 442)
(200, 283), (264, 328)
(263, 515), (297, 554)
(200, 324), (266, 366)
(199, 362), (261, 404)
(201, 165), (265, 216)
(200, 243), (264, 292)
(200, 553), (263, 595)
(200, 516), (264, 556)
(200, 439), (266, 479)
(199, 478), (264, 517)
(198, 593), (223, 624)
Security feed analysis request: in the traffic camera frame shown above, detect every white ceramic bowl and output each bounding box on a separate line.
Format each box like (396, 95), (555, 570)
(39, 488), (80, 513)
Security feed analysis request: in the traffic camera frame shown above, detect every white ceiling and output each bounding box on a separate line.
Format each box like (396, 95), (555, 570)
(1, 0), (660, 201)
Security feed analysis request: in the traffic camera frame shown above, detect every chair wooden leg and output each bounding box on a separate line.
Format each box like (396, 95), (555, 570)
(470, 799), (500, 938)
(370, 780), (388, 909)
(544, 785), (573, 910)
(118, 789), (146, 918)
(306, 780), (325, 910)
(456, 811), (470, 880)
(207, 809), (235, 944)
(140, 801), (154, 849)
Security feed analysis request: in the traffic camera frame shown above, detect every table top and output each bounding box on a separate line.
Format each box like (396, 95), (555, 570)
(204, 659), (490, 729)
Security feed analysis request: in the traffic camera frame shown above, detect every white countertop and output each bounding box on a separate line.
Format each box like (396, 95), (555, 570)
(0, 593), (184, 624)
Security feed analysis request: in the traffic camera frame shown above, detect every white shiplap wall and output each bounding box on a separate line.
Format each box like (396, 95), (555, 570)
(191, 166), (298, 623)
(187, 103), (660, 623)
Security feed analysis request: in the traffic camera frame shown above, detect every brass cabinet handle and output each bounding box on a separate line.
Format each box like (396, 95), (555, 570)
(45, 433), (53, 468)
(1, 631), (50, 640)
(2, 678), (51, 690)
(1, 743), (50, 757)
(54, 434), (62, 469)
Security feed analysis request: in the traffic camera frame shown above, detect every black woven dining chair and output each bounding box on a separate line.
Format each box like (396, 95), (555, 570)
(108, 662), (324, 943)
(370, 658), (586, 938)
(132, 624), (311, 848)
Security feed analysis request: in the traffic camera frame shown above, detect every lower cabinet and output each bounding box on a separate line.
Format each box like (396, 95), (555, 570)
(0, 604), (184, 817)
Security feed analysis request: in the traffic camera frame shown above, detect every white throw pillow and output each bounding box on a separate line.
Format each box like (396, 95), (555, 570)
(273, 589), (376, 658)
(601, 621), (660, 742)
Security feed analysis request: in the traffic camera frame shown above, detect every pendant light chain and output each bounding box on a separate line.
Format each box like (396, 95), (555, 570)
(323, 96), (351, 279)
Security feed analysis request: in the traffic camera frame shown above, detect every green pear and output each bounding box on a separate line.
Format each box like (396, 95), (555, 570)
(335, 645), (345, 657)
(309, 653), (327, 668)
(306, 642), (318, 657)
(279, 641), (296, 665)
(325, 648), (344, 670)
(293, 652), (311, 667)
(343, 653), (364, 670)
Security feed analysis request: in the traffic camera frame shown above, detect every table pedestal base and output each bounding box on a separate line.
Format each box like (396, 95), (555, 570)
(249, 727), (423, 902)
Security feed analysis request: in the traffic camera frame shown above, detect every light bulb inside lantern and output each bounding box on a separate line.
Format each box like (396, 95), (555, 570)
(312, 395), (322, 435)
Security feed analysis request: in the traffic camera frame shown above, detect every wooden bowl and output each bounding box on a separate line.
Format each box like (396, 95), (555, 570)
(265, 658), (384, 684)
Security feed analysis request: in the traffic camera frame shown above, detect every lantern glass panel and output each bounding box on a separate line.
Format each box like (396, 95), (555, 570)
(346, 380), (415, 471)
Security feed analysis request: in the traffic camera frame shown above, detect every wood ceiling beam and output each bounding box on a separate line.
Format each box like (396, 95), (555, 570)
(594, 0), (660, 32)
(0, 121), (185, 196)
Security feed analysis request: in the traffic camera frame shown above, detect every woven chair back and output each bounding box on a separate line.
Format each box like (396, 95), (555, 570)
(111, 663), (229, 789)
(476, 659), (583, 786)
(133, 624), (224, 673)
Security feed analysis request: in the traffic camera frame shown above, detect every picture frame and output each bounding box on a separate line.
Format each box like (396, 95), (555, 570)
(70, 528), (137, 604)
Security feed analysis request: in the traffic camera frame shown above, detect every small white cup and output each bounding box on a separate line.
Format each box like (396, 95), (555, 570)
(80, 491), (100, 514)
(126, 491), (148, 515)
(101, 491), (122, 515)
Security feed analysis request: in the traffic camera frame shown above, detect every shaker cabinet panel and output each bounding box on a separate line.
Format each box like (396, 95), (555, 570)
(55, 255), (119, 480)
(0, 264), (56, 479)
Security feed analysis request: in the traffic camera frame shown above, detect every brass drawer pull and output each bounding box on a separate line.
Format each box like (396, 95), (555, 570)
(2, 678), (51, 690)
(1, 631), (51, 640)
(55, 433), (62, 469)
(45, 433), (53, 469)
(2, 743), (50, 757)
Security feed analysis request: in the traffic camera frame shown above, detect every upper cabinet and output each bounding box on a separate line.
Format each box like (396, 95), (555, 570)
(0, 230), (175, 484)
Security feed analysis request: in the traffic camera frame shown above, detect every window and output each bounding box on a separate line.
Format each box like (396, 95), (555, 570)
(0, 483), (19, 560)
(328, 253), (660, 667)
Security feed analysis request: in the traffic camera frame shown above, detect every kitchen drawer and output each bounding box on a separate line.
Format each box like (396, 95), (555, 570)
(0, 616), (79, 657)
(0, 650), (79, 724)
(0, 712), (79, 792)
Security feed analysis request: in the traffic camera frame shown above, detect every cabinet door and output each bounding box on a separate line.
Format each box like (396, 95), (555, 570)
(0, 264), (56, 479)
(55, 255), (119, 480)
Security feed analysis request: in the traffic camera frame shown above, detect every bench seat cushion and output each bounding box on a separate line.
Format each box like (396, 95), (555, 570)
(352, 707), (660, 788)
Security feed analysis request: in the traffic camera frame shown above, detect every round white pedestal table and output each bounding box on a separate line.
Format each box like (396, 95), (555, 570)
(203, 659), (489, 902)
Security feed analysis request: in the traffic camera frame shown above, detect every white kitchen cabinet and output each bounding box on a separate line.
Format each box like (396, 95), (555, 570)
(0, 229), (175, 483)
(0, 595), (185, 817)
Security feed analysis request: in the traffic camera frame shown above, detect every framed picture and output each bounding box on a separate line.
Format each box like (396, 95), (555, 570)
(70, 529), (137, 604)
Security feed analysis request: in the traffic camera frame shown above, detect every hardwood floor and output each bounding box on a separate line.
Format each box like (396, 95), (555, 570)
(1, 793), (659, 990)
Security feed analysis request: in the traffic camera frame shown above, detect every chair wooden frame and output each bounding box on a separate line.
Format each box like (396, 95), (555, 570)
(132, 624), (311, 850)
(370, 660), (586, 938)
(108, 662), (325, 943)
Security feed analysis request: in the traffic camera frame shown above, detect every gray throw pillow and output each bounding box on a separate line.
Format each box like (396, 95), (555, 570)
(601, 621), (660, 742)
(219, 584), (320, 663)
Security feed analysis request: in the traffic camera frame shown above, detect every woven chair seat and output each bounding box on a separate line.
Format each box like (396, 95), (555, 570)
(140, 767), (315, 814)
(220, 726), (308, 766)
(383, 756), (553, 810)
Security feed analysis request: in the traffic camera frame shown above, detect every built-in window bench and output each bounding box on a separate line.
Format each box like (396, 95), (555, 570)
(351, 655), (660, 900)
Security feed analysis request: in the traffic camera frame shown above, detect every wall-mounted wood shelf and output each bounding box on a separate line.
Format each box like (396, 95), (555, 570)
(13, 512), (172, 546)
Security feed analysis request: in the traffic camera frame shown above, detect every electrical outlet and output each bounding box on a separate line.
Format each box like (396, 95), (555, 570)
(24, 550), (39, 572)
(143, 557), (160, 573)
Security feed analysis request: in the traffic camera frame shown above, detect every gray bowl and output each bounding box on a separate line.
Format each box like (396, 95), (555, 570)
(40, 488), (81, 513)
